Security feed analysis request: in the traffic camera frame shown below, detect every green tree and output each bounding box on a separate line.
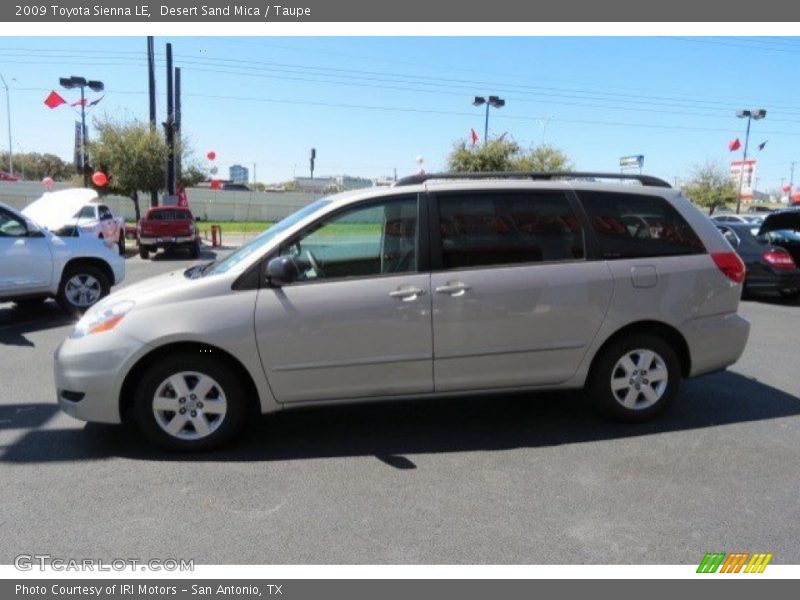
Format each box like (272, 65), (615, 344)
(448, 138), (523, 172)
(89, 117), (169, 222)
(1, 151), (73, 181)
(447, 138), (573, 173)
(514, 144), (573, 172)
(682, 162), (737, 215)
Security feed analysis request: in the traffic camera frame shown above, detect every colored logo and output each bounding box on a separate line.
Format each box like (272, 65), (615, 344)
(697, 552), (773, 573)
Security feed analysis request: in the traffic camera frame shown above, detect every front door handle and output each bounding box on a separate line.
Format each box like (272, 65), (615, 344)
(389, 286), (426, 301)
(435, 281), (472, 297)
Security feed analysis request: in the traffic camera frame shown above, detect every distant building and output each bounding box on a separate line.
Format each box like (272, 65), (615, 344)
(333, 175), (373, 190)
(292, 175), (376, 193)
(293, 177), (336, 192)
(229, 164), (249, 185)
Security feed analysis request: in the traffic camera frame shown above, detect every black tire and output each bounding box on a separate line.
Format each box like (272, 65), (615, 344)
(132, 354), (249, 451)
(56, 263), (111, 315)
(13, 297), (47, 310)
(117, 234), (126, 256)
(189, 239), (201, 259)
(138, 245), (149, 259)
(588, 333), (681, 422)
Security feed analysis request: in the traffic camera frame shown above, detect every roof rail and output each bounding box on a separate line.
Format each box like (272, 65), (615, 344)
(394, 171), (672, 188)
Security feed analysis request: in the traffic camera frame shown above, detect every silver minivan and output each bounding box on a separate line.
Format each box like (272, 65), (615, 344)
(55, 173), (750, 450)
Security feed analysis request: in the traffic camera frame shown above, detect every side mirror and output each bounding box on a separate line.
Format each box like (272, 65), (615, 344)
(265, 256), (298, 286)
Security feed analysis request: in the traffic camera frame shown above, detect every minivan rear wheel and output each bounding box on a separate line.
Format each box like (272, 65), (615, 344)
(132, 355), (248, 451)
(588, 333), (680, 422)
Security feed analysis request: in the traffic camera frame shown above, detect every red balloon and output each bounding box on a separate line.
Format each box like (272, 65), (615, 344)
(210, 179), (221, 190)
(91, 171), (108, 187)
(42, 176), (54, 189)
(207, 151), (217, 161)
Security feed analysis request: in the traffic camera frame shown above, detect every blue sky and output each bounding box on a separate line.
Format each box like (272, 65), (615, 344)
(1, 36), (799, 190)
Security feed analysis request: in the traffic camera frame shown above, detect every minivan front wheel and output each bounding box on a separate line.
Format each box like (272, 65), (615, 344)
(133, 355), (248, 450)
(589, 333), (680, 422)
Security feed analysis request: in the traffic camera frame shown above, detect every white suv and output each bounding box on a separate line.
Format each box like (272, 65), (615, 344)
(0, 202), (125, 313)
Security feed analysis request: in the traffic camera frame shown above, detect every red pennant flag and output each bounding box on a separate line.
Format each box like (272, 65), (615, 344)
(470, 128), (479, 146)
(782, 184), (792, 192)
(44, 91), (66, 109)
(728, 138), (741, 152)
(71, 99), (88, 107)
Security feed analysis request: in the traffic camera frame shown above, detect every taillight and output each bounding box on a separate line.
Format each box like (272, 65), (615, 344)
(763, 249), (796, 270)
(711, 251), (746, 284)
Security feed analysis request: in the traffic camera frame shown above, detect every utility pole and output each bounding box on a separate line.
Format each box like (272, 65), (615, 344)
(310, 148), (316, 179)
(790, 162), (796, 199)
(253, 163), (256, 187)
(147, 36), (158, 206)
(175, 67), (182, 188)
(164, 42), (175, 197)
(0, 74), (12, 176)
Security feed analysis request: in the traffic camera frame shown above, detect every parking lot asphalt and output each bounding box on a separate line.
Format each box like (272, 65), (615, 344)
(1, 246), (799, 565)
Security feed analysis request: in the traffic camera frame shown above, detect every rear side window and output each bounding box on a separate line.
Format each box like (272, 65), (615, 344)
(578, 191), (705, 259)
(437, 191), (585, 269)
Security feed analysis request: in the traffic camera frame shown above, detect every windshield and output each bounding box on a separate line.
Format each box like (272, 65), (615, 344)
(203, 199), (332, 276)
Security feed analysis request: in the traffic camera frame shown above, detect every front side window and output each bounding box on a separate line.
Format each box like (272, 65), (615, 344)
(579, 191), (705, 259)
(0, 208), (27, 237)
(280, 196), (418, 282)
(437, 191), (585, 269)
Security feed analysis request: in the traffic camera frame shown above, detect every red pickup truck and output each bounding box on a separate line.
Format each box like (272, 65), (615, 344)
(137, 207), (201, 259)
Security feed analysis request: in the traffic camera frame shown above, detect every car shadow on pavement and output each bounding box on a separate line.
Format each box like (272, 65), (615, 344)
(2, 370), (799, 466)
(0, 301), (74, 347)
(148, 247), (218, 262)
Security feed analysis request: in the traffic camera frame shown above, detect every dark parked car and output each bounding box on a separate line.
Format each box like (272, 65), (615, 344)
(137, 207), (201, 259)
(716, 222), (800, 299)
(758, 209), (800, 265)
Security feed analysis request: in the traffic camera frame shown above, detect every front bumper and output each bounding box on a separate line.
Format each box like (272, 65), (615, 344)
(54, 330), (146, 424)
(683, 312), (750, 377)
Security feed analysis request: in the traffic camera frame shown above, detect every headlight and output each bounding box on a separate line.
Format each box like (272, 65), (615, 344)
(70, 300), (135, 339)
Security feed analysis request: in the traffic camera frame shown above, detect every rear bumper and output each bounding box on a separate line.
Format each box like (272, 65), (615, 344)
(138, 235), (196, 247)
(683, 312), (750, 377)
(746, 270), (800, 293)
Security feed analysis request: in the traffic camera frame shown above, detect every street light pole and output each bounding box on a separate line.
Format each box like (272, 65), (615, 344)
(473, 96), (505, 145)
(0, 74), (12, 176)
(483, 101), (490, 145)
(735, 108), (766, 215)
(60, 76), (104, 187)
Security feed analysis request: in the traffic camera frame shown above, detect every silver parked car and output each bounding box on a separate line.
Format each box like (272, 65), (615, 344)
(55, 172), (750, 450)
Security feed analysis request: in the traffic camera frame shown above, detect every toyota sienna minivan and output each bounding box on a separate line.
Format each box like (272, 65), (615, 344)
(55, 172), (750, 450)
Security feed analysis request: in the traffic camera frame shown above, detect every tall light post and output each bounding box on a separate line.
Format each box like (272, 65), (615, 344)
(473, 95), (505, 145)
(60, 76), (104, 186)
(0, 74), (12, 176)
(735, 108), (766, 214)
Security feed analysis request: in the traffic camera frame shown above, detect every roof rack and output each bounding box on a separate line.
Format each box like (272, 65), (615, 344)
(394, 171), (672, 188)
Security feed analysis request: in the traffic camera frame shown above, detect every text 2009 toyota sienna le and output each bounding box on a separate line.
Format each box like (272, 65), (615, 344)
(55, 172), (750, 450)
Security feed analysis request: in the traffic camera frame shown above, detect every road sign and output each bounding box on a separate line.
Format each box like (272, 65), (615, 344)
(620, 155), (644, 169)
(731, 159), (757, 200)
